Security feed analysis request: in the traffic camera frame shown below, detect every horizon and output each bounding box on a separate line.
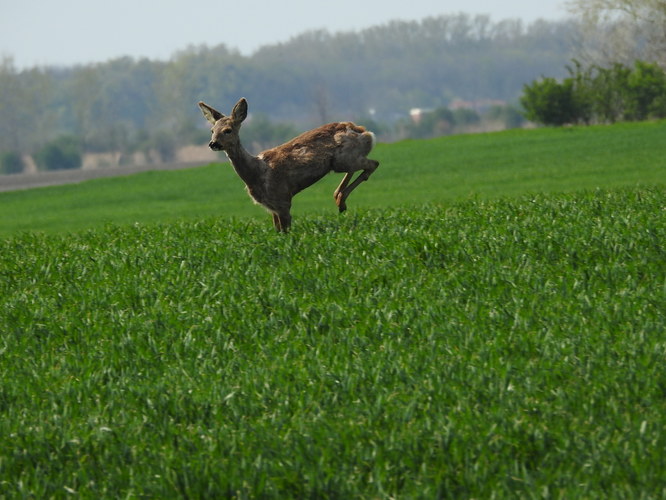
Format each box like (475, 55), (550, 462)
(1, 0), (567, 70)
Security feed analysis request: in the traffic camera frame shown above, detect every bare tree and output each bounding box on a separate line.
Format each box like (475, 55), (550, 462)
(313, 84), (331, 124)
(567, 0), (666, 67)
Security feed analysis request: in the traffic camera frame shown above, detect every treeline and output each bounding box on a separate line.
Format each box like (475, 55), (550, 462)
(0, 14), (576, 173)
(521, 60), (666, 126)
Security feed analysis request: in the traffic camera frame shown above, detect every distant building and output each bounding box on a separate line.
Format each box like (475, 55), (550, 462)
(409, 108), (433, 124)
(449, 99), (506, 112)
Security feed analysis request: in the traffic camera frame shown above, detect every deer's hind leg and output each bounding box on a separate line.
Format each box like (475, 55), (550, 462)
(334, 159), (379, 213)
(333, 173), (354, 210)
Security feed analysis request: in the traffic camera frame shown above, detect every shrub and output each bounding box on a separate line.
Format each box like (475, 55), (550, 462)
(625, 61), (666, 120)
(522, 60), (666, 126)
(0, 151), (24, 174)
(151, 130), (177, 163)
(486, 105), (525, 129)
(34, 136), (82, 171)
(521, 77), (578, 126)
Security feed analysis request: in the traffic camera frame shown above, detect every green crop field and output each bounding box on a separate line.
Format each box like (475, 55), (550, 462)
(1, 122), (665, 498)
(1, 120), (665, 236)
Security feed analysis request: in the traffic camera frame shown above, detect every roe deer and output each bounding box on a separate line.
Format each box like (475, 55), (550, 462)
(199, 98), (379, 232)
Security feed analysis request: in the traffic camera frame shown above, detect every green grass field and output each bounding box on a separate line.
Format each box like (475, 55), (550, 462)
(1, 120), (664, 236)
(1, 122), (665, 497)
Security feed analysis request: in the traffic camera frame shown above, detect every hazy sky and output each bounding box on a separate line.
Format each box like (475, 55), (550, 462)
(1, 0), (568, 69)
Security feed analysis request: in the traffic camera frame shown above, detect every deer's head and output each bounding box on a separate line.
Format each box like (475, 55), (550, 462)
(198, 98), (248, 152)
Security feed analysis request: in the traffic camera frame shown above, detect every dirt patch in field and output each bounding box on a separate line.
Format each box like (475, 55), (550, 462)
(1, 146), (223, 192)
(0, 162), (214, 192)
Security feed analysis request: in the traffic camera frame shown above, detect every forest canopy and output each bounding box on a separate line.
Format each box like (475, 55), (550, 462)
(0, 14), (576, 167)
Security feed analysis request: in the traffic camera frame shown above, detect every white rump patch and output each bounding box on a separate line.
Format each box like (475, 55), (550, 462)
(368, 131), (376, 150)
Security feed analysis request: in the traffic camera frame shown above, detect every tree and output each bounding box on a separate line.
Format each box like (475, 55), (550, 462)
(485, 105), (526, 129)
(151, 130), (177, 163)
(34, 136), (82, 171)
(0, 58), (21, 152)
(521, 77), (579, 126)
(589, 63), (632, 122)
(566, 60), (596, 124)
(0, 58), (53, 154)
(0, 16), (578, 158)
(241, 114), (299, 152)
(625, 60), (666, 119)
(452, 108), (481, 128)
(521, 59), (666, 125)
(403, 107), (456, 139)
(567, 0), (666, 68)
(0, 151), (24, 174)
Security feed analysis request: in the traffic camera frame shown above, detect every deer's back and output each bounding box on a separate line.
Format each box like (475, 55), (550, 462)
(256, 122), (374, 196)
(259, 122), (372, 170)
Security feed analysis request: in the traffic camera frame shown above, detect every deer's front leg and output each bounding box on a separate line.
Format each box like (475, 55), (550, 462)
(272, 213), (281, 231)
(278, 212), (291, 232)
(271, 211), (291, 232)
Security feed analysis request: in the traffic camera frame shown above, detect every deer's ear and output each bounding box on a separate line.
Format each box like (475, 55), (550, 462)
(198, 101), (224, 124)
(232, 98), (248, 124)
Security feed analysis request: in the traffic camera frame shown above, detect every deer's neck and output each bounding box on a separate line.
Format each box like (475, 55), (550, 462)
(224, 142), (268, 188)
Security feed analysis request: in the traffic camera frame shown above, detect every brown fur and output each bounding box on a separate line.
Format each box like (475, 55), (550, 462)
(199, 98), (379, 232)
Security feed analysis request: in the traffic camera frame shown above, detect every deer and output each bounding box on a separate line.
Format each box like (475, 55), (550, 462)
(198, 98), (379, 232)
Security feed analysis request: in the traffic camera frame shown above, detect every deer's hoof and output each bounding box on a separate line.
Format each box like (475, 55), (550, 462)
(335, 193), (347, 212)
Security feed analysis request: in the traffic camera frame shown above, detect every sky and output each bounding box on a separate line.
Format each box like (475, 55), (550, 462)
(1, 0), (568, 69)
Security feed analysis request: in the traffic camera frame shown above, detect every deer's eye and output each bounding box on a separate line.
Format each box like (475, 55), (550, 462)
(222, 128), (232, 134)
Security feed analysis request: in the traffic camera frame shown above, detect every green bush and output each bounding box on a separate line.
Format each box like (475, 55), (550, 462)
(590, 63), (632, 123)
(625, 61), (666, 120)
(486, 105), (526, 129)
(34, 136), (82, 171)
(522, 60), (666, 126)
(0, 151), (24, 174)
(521, 77), (578, 126)
(151, 130), (177, 163)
